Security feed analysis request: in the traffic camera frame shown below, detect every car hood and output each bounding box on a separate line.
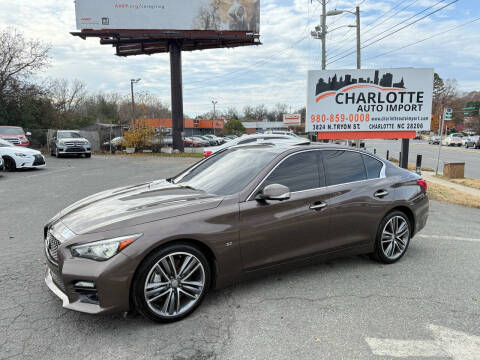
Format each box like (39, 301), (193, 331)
(51, 180), (223, 235)
(0, 146), (40, 155)
(58, 137), (89, 142)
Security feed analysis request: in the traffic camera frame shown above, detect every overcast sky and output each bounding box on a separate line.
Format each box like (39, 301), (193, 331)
(1, 0), (479, 116)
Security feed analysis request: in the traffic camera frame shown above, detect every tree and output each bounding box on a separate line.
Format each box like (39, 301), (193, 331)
(224, 119), (246, 135)
(0, 28), (50, 95)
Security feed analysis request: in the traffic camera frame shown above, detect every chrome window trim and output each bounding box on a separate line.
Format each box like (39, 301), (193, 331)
(246, 148), (386, 201)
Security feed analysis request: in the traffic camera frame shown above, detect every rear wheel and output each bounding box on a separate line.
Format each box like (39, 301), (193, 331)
(3, 156), (16, 172)
(132, 243), (211, 323)
(371, 211), (411, 264)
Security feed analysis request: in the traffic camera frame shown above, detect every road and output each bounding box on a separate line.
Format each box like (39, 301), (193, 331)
(364, 139), (480, 178)
(0, 155), (479, 360)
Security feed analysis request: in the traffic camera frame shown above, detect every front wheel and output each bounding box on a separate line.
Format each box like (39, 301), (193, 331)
(132, 243), (211, 323)
(85, 153), (91, 158)
(3, 156), (16, 172)
(371, 211), (411, 264)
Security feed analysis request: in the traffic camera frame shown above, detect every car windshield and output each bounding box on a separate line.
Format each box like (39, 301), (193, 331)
(0, 127), (24, 135)
(58, 132), (82, 139)
(172, 148), (279, 196)
(0, 138), (14, 147)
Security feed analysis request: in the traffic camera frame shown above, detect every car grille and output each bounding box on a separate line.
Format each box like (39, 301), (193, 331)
(4, 138), (21, 144)
(65, 142), (85, 147)
(32, 154), (45, 166)
(50, 270), (66, 293)
(45, 232), (60, 263)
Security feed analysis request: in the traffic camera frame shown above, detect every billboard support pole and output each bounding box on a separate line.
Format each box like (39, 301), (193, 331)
(169, 41), (184, 152)
(401, 139), (409, 169)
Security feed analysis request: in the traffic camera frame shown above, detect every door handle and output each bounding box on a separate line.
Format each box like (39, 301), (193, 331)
(374, 190), (389, 198)
(310, 202), (327, 210)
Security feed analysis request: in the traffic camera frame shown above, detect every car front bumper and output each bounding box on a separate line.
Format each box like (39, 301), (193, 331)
(44, 248), (136, 315)
(17, 154), (46, 169)
(57, 147), (91, 154)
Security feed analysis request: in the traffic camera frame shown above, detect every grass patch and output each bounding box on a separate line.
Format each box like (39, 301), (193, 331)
(427, 182), (480, 209)
(388, 157), (434, 172)
(434, 176), (480, 191)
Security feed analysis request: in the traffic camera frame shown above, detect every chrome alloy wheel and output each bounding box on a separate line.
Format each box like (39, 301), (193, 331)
(381, 216), (410, 260)
(144, 252), (205, 318)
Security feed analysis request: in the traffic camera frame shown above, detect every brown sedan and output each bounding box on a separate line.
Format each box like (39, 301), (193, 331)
(44, 144), (429, 322)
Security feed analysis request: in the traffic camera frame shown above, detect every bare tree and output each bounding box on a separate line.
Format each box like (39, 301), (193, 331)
(0, 27), (50, 94)
(48, 79), (87, 113)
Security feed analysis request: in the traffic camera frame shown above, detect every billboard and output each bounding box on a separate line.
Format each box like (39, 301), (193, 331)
(283, 114), (301, 126)
(306, 68), (433, 133)
(75, 0), (260, 33)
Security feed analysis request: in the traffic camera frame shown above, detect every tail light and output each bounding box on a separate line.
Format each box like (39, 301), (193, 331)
(203, 150), (213, 158)
(417, 179), (427, 191)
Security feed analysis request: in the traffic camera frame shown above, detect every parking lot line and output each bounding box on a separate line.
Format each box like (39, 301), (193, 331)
(417, 234), (480, 243)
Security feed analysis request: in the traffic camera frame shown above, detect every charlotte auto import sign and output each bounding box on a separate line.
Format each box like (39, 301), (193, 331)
(306, 68), (434, 136)
(283, 114), (301, 126)
(75, 0), (260, 32)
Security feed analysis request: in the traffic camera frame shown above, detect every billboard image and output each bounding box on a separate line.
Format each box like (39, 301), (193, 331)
(75, 0), (260, 33)
(306, 68), (434, 133)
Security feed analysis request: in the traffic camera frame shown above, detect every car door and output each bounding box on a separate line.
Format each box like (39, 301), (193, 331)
(321, 150), (392, 250)
(239, 150), (332, 270)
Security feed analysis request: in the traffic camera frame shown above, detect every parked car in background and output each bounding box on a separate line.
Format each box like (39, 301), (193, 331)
(223, 135), (238, 142)
(50, 130), (91, 158)
(465, 135), (480, 149)
(184, 138), (202, 148)
(194, 136), (215, 146)
(445, 133), (463, 147)
(191, 137), (211, 147)
(0, 138), (46, 172)
(0, 126), (31, 147)
(203, 133), (310, 157)
(103, 137), (124, 152)
(203, 135), (224, 145)
(428, 136), (441, 145)
(43, 144), (429, 322)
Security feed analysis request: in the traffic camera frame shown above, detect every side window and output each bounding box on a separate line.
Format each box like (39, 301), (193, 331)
(363, 155), (383, 179)
(323, 150), (366, 186)
(262, 151), (322, 192)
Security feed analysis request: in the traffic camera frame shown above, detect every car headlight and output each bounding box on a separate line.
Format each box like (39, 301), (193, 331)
(14, 152), (27, 157)
(71, 234), (142, 261)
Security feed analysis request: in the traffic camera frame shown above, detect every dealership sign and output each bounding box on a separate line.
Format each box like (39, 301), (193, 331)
(306, 68), (434, 134)
(283, 114), (301, 126)
(75, 0), (260, 32)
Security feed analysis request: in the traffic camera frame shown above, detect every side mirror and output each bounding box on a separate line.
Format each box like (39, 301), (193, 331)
(257, 184), (291, 201)
(26, 132), (32, 137)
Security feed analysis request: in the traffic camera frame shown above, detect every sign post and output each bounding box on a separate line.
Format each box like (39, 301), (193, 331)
(435, 108), (453, 175)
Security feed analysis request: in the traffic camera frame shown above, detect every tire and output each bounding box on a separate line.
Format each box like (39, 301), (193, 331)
(370, 211), (411, 264)
(85, 153), (91, 158)
(3, 156), (16, 172)
(55, 147), (61, 158)
(132, 243), (211, 323)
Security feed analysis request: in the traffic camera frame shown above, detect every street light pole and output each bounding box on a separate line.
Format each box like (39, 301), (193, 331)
(355, 6), (361, 70)
(130, 78), (141, 128)
(321, 0), (327, 70)
(212, 100), (218, 136)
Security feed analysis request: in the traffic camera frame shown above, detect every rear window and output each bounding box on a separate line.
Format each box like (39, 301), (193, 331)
(0, 127), (24, 135)
(323, 150), (366, 186)
(363, 155), (383, 179)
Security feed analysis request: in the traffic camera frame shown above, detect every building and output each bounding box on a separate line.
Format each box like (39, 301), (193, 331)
(134, 118), (224, 136)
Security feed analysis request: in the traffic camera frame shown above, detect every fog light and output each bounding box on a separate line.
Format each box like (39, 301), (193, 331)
(75, 281), (95, 289)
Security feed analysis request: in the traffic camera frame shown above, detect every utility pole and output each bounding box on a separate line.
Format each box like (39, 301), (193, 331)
(170, 42), (184, 152)
(212, 100), (218, 136)
(130, 78), (140, 128)
(355, 6), (361, 70)
(321, 0), (327, 70)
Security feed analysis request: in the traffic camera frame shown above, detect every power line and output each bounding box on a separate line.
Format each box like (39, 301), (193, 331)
(362, 0), (420, 36)
(327, 0), (446, 63)
(364, 16), (480, 61)
(327, 0), (458, 66)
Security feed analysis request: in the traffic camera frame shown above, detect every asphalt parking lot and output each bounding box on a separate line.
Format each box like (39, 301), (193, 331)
(364, 139), (480, 178)
(1, 155), (479, 360)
